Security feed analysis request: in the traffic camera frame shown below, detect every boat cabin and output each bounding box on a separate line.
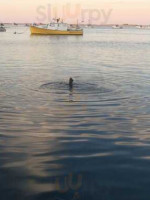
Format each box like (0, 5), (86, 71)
(48, 22), (69, 31)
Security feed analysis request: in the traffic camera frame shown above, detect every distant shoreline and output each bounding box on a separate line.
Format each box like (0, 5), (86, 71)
(2, 23), (150, 27)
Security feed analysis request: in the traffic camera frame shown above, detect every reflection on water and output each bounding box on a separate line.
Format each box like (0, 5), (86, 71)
(0, 27), (150, 200)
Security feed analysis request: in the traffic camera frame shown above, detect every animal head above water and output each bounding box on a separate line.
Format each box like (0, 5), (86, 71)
(69, 78), (74, 87)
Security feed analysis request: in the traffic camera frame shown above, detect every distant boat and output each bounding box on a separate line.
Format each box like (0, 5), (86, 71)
(86, 19), (93, 28)
(136, 25), (150, 29)
(0, 23), (6, 32)
(30, 20), (83, 35)
(112, 25), (123, 29)
(83, 19), (93, 29)
(136, 25), (143, 29)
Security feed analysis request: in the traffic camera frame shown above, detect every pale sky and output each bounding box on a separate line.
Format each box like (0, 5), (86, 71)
(0, 0), (150, 24)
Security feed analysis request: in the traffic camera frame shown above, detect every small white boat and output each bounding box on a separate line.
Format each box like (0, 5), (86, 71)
(136, 25), (150, 29)
(112, 25), (123, 29)
(136, 25), (143, 29)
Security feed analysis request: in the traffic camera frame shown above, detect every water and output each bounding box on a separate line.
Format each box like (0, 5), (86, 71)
(0, 26), (150, 200)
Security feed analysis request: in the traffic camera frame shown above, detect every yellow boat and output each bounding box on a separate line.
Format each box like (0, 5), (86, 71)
(30, 21), (83, 35)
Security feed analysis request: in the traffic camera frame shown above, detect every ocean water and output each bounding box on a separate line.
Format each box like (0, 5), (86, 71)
(0, 26), (150, 200)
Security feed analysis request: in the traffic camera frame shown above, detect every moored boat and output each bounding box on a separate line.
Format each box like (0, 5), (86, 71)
(136, 25), (143, 29)
(30, 20), (83, 35)
(112, 25), (123, 29)
(0, 24), (6, 32)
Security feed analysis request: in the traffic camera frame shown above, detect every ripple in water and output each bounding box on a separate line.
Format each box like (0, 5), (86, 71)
(39, 81), (112, 95)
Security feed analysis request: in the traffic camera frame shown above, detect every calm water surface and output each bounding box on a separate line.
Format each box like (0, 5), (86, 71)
(0, 27), (150, 200)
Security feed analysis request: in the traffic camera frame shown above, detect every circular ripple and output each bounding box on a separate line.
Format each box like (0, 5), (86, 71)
(39, 81), (112, 94)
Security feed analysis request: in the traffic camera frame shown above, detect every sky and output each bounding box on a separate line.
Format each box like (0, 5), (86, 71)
(0, 0), (150, 24)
